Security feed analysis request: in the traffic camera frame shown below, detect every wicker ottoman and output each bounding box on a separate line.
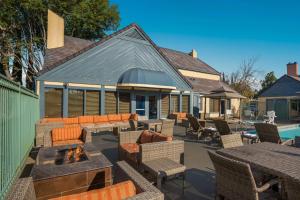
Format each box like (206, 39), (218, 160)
(142, 158), (186, 193)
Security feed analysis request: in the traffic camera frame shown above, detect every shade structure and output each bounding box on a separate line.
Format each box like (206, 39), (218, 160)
(205, 86), (246, 99)
(117, 68), (176, 90)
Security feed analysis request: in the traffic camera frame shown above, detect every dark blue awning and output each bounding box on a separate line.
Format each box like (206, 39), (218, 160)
(117, 68), (176, 89)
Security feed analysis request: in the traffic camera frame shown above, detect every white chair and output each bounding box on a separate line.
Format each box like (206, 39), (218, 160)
(264, 111), (277, 124)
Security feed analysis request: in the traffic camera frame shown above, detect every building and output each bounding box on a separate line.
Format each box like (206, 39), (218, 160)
(36, 10), (243, 119)
(160, 48), (244, 119)
(258, 62), (300, 121)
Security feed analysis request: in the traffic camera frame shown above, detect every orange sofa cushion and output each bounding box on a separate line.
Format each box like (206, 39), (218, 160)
(140, 130), (153, 144)
(50, 180), (136, 200)
(63, 117), (79, 124)
(108, 114), (122, 122)
(152, 133), (173, 142)
(179, 112), (187, 119)
(120, 143), (140, 154)
(52, 125), (82, 142)
(121, 113), (131, 121)
(93, 115), (109, 123)
(78, 116), (94, 124)
(53, 139), (83, 147)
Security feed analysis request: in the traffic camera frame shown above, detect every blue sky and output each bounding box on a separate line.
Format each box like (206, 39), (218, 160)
(110, 0), (300, 79)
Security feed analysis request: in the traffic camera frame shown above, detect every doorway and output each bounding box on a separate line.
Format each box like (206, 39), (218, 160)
(135, 94), (158, 119)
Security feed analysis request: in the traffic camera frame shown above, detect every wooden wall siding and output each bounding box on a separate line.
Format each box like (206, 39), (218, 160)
(68, 89), (84, 117)
(105, 91), (117, 114)
(119, 93), (131, 113)
(171, 95), (179, 112)
(210, 99), (220, 112)
(182, 95), (190, 113)
(86, 91), (100, 115)
(45, 88), (63, 118)
(161, 94), (170, 117)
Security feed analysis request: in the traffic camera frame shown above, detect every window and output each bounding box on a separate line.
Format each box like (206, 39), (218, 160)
(227, 99), (231, 109)
(161, 94), (170, 117)
(68, 89), (84, 117)
(86, 91), (100, 115)
(182, 95), (190, 113)
(45, 88), (63, 118)
(199, 97), (203, 112)
(171, 95), (179, 112)
(210, 99), (220, 113)
(105, 91), (117, 114)
(119, 93), (131, 113)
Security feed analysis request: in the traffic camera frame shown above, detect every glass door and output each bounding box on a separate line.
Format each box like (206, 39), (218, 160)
(149, 96), (157, 119)
(136, 95), (146, 116)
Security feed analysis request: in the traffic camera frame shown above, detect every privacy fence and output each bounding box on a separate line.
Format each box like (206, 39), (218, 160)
(0, 74), (39, 199)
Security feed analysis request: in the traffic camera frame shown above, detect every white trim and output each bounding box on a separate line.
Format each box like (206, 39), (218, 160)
(44, 81), (64, 86)
(117, 83), (176, 90)
(68, 83), (101, 89)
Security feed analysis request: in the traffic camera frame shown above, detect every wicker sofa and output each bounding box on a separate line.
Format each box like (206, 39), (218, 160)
(119, 130), (184, 168)
(6, 161), (164, 200)
(43, 125), (92, 147)
(36, 113), (138, 147)
(168, 112), (188, 124)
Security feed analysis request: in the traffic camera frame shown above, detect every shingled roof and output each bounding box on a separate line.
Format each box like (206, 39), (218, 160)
(159, 47), (220, 75)
(40, 36), (93, 75)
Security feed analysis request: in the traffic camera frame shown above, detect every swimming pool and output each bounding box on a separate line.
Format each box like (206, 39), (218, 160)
(248, 124), (300, 140)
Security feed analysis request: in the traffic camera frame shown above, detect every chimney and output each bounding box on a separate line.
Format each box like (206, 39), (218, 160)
(287, 62), (298, 77)
(47, 10), (64, 49)
(189, 49), (197, 58)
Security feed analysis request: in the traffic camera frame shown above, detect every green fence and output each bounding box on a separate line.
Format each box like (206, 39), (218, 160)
(0, 74), (39, 199)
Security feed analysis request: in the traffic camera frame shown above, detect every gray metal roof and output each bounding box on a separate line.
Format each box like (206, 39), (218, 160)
(259, 75), (300, 97)
(38, 26), (191, 91)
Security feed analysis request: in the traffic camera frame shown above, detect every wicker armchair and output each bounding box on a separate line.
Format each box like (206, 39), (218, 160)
(295, 136), (300, 148)
(35, 121), (64, 147)
(157, 119), (175, 137)
(208, 151), (278, 200)
(284, 177), (300, 200)
(254, 123), (293, 145)
(220, 133), (243, 149)
(6, 161), (164, 200)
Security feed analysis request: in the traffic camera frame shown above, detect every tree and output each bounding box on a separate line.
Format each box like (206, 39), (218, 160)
(256, 71), (277, 96)
(0, 0), (120, 89)
(225, 57), (259, 99)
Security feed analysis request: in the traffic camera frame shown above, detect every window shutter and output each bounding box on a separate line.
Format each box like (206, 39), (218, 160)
(45, 88), (63, 118)
(161, 94), (170, 117)
(171, 95), (179, 112)
(182, 95), (190, 113)
(68, 89), (84, 117)
(86, 91), (100, 115)
(119, 93), (131, 113)
(105, 91), (117, 114)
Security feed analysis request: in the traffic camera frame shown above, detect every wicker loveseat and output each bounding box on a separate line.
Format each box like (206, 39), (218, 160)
(6, 161), (164, 200)
(168, 112), (188, 124)
(43, 125), (92, 147)
(119, 130), (184, 168)
(36, 113), (138, 147)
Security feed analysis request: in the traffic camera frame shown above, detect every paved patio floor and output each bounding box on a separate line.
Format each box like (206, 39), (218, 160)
(92, 125), (219, 200)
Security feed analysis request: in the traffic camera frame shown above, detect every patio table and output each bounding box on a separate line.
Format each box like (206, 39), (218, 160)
(217, 142), (300, 182)
(139, 119), (163, 131)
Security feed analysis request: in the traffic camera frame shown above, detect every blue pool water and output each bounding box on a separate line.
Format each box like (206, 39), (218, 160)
(248, 125), (300, 140)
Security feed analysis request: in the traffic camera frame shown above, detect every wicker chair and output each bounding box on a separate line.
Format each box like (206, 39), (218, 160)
(220, 133), (243, 149)
(213, 119), (233, 136)
(294, 136), (300, 148)
(284, 177), (300, 200)
(254, 123), (293, 145)
(187, 116), (216, 140)
(157, 119), (175, 137)
(6, 161), (164, 200)
(208, 151), (278, 200)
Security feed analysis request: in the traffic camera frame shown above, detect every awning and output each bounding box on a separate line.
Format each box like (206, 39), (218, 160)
(117, 68), (176, 90)
(205, 86), (246, 99)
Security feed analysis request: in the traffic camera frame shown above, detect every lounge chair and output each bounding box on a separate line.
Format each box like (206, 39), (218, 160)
(220, 133), (243, 149)
(213, 119), (233, 135)
(187, 116), (216, 140)
(295, 136), (300, 148)
(254, 123), (293, 145)
(208, 151), (278, 200)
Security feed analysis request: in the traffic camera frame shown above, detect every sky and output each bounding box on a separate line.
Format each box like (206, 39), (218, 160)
(110, 0), (300, 79)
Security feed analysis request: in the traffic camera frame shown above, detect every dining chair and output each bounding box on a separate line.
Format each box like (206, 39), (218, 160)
(213, 119), (232, 136)
(208, 151), (278, 200)
(284, 177), (300, 200)
(220, 133), (243, 149)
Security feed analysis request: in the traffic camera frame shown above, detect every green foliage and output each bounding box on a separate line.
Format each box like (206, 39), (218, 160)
(256, 71), (277, 97)
(0, 0), (120, 89)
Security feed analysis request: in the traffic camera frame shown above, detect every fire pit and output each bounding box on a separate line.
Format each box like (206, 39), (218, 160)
(31, 143), (112, 200)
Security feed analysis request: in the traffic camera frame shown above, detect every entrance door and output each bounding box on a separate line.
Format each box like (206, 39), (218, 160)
(149, 96), (157, 119)
(136, 95), (146, 117)
(220, 100), (225, 115)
